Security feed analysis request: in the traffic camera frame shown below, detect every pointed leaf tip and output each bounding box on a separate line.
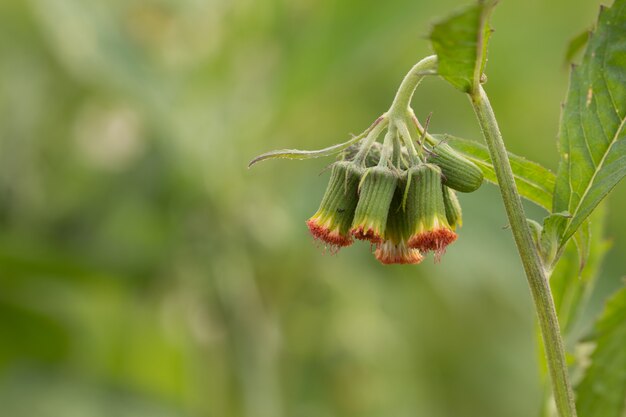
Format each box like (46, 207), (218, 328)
(553, 0), (626, 249)
(248, 135), (367, 168)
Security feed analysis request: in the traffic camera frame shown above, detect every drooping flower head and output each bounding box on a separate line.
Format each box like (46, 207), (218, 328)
(406, 163), (457, 261)
(375, 183), (424, 265)
(306, 161), (363, 251)
(250, 62), (484, 265)
(351, 166), (398, 244)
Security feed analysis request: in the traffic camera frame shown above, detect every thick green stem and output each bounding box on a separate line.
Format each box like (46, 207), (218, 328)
(469, 86), (577, 417)
(385, 55), (437, 165)
(387, 55), (438, 118)
(383, 56), (574, 416)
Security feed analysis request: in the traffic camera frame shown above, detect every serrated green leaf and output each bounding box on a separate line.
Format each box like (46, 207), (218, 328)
(563, 29), (590, 66)
(553, 0), (626, 248)
(576, 285), (626, 417)
(430, 0), (496, 94)
(433, 134), (555, 210)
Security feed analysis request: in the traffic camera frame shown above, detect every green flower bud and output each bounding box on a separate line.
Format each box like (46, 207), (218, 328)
(442, 185), (463, 230)
(374, 182), (424, 265)
(351, 166), (398, 243)
(306, 161), (363, 250)
(428, 142), (483, 193)
(406, 164), (457, 261)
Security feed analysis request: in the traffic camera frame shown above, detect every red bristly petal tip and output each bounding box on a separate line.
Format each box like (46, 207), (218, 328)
(408, 228), (457, 262)
(350, 226), (384, 244)
(306, 219), (353, 248)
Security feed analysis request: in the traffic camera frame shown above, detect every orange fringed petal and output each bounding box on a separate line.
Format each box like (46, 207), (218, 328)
(351, 225), (384, 244)
(306, 218), (353, 249)
(375, 241), (424, 265)
(408, 227), (457, 262)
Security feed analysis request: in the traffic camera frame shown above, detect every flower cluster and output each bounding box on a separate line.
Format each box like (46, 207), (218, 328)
(305, 114), (482, 264)
(249, 54), (484, 265)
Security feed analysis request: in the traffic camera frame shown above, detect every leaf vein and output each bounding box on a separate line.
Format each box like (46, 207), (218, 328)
(580, 103), (598, 170)
(565, 113), (626, 239)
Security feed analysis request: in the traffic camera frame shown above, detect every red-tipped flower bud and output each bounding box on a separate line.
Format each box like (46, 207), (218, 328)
(406, 164), (457, 261)
(351, 166), (398, 243)
(306, 161), (363, 251)
(374, 185), (424, 265)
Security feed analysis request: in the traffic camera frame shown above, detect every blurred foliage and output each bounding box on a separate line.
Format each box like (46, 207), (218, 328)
(0, 0), (621, 417)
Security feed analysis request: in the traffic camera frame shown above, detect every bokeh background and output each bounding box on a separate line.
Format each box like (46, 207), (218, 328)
(0, 1), (623, 416)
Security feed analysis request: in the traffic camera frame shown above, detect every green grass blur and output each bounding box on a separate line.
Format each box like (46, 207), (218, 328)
(0, 1), (622, 416)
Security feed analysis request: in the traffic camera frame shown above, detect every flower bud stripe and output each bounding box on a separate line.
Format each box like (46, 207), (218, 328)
(406, 164), (457, 261)
(351, 167), (398, 243)
(442, 185), (463, 229)
(375, 186), (423, 264)
(306, 161), (362, 249)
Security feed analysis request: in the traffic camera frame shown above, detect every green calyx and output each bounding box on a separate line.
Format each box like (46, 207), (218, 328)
(405, 163), (457, 257)
(307, 161), (363, 247)
(384, 180), (412, 244)
(374, 182), (424, 265)
(351, 167), (398, 243)
(426, 140), (483, 193)
(406, 164), (449, 233)
(442, 185), (463, 229)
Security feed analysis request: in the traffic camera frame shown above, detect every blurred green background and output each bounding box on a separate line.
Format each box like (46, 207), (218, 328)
(0, 1), (623, 416)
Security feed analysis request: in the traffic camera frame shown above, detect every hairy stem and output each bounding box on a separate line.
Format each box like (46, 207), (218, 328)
(469, 86), (577, 417)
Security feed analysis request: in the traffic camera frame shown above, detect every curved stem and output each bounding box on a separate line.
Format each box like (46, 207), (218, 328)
(469, 85), (577, 417)
(387, 55), (438, 118)
(354, 117), (389, 165)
